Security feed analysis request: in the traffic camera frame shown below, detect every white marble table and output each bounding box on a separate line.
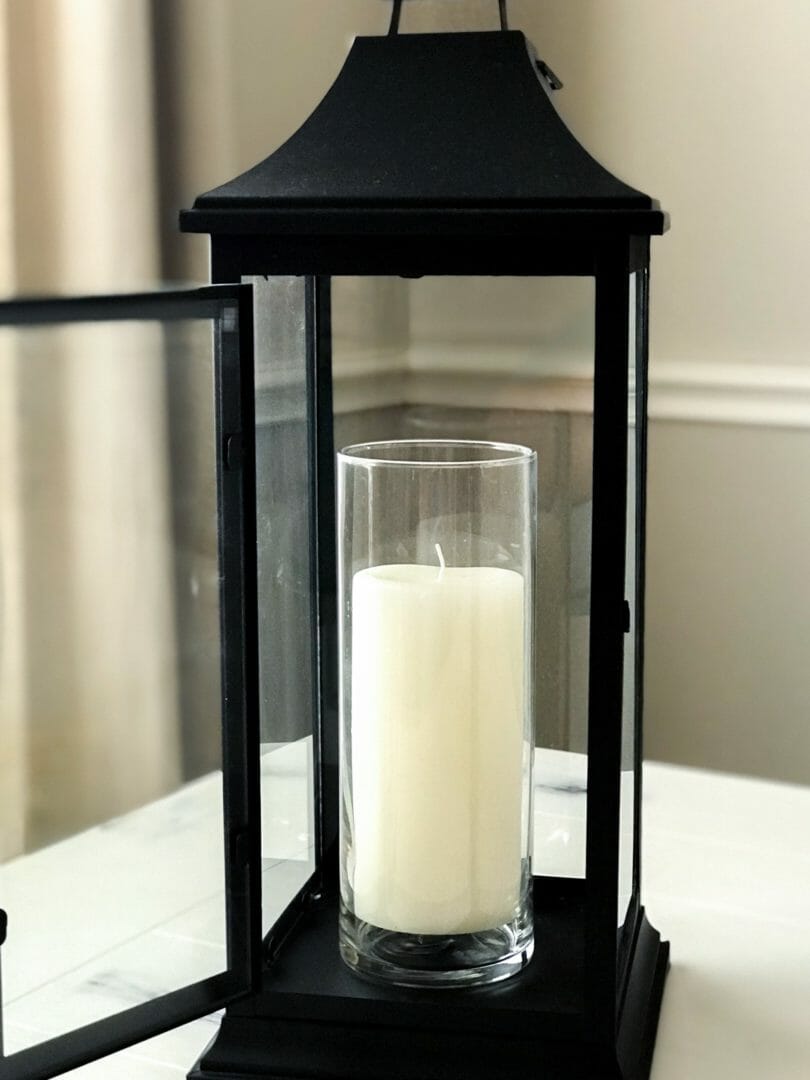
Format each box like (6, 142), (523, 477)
(2, 751), (809, 1079)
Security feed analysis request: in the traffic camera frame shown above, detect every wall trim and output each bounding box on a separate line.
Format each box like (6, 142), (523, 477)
(648, 359), (810, 428)
(332, 342), (810, 429)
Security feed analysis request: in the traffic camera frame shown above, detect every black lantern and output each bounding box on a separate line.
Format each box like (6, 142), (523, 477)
(0, 7), (668, 1080)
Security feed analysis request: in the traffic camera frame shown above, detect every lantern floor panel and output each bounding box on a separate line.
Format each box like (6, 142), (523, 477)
(233, 879), (584, 1037)
(189, 883), (668, 1080)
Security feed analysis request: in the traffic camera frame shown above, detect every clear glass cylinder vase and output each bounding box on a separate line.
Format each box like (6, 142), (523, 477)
(337, 440), (536, 988)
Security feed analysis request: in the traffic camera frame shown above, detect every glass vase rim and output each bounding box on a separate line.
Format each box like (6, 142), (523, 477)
(338, 439), (536, 469)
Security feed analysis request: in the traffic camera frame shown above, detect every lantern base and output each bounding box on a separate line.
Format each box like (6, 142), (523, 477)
(189, 880), (668, 1080)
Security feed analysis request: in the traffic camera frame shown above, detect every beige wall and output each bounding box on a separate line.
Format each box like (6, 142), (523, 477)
(3, 1), (802, 788)
(222, 1), (810, 366)
(167, 0), (386, 283)
(646, 421), (810, 784)
(206, 1), (810, 782)
(519, 0), (810, 373)
(516, 1), (810, 782)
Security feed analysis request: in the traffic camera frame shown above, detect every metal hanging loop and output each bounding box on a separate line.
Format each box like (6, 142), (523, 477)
(389, 0), (510, 36)
(388, 0), (403, 35)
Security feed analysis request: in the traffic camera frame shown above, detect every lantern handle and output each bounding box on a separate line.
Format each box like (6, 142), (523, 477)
(388, 0), (510, 35)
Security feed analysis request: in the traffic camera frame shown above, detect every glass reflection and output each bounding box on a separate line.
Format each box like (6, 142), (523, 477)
(0, 317), (226, 1054)
(618, 272), (642, 928)
(333, 275), (596, 880)
(247, 276), (317, 933)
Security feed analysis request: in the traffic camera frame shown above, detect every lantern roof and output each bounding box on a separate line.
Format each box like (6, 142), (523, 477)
(180, 30), (666, 238)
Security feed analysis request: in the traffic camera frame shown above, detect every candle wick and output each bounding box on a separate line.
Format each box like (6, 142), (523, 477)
(434, 542), (446, 579)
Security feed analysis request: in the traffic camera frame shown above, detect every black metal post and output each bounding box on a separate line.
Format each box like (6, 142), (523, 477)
(215, 287), (262, 987)
(585, 243), (632, 1042)
(305, 277), (339, 870)
(632, 257), (651, 903)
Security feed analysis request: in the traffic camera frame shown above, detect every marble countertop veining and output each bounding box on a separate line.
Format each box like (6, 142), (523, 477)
(1, 746), (809, 1079)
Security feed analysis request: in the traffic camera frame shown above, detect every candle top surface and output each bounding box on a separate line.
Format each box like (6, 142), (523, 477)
(354, 564), (523, 588)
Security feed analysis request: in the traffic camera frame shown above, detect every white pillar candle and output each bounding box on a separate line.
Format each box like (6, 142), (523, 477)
(349, 563), (526, 936)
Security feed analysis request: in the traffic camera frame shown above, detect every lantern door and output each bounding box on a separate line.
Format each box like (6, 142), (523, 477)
(0, 286), (260, 1080)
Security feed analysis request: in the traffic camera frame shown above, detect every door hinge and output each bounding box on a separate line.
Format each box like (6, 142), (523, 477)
(224, 432), (243, 471)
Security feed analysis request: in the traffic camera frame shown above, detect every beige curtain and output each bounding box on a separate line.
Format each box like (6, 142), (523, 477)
(0, 0), (183, 857)
(0, 0), (531, 860)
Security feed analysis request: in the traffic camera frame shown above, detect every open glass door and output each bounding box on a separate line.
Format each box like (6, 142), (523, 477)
(0, 286), (259, 1080)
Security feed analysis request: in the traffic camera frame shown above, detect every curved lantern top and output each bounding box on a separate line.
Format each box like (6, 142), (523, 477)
(180, 31), (666, 240)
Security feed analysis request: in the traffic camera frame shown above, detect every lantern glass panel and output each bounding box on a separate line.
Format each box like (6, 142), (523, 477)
(246, 275), (317, 935)
(333, 276), (594, 881)
(619, 269), (646, 933)
(0, 315), (228, 1055)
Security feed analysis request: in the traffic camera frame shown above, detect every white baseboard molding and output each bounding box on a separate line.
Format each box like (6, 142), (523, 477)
(331, 342), (810, 429)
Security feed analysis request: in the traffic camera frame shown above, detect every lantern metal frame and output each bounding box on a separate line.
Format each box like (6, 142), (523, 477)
(178, 27), (668, 1080)
(0, 23), (670, 1080)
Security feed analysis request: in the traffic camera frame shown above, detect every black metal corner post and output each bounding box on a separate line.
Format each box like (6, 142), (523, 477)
(614, 248), (650, 1017)
(211, 232), (264, 987)
(305, 276), (339, 872)
(632, 252), (651, 906)
(585, 242), (632, 1044)
(215, 283), (263, 990)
